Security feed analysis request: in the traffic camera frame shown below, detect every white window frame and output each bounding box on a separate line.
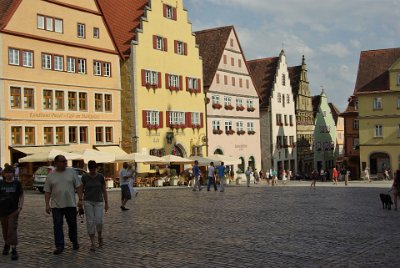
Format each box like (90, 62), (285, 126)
(191, 112), (201, 125)
(103, 62), (111, 77)
(169, 75), (179, 88)
(37, 15), (45, 29)
(224, 121), (233, 132)
(236, 98), (243, 107)
(67, 57), (76, 73)
(169, 111), (185, 125)
(93, 27), (100, 39)
(145, 70), (159, 85)
(146, 111), (160, 126)
(237, 121), (244, 131)
(287, 94), (290, 104)
(247, 99), (254, 108)
(77, 23), (85, 38)
(54, 55), (64, 71)
(156, 36), (164, 50)
(212, 95), (220, 104)
(46, 16), (53, 31)
(177, 41), (184, 55)
(212, 120), (220, 130)
(94, 61), (102, 76)
(166, 5), (174, 19)
(22, 51), (33, 67)
(188, 78), (198, 90)
(224, 96), (232, 106)
(77, 59), (86, 74)
(42, 54), (52, 70)
(247, 121), (254, 131)
(54, 18), (63, 33)
(95, 126), (104, 144)
(8, 48), (19, 65)
(374, 125), (383, 137)
(373, 97), (382, 110)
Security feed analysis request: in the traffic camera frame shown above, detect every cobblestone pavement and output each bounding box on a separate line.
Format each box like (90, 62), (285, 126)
(1, 181), (400, 267)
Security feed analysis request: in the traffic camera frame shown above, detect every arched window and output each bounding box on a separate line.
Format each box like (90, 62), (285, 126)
(214, 148), (223, 155)
(238, 157), (245, 173)
(248, 156), (255, 171)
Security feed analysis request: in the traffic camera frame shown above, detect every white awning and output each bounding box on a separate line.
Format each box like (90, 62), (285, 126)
(19, 149), (82, 163)
(13, 146), (72, 155)
(96, 146), (127, 156)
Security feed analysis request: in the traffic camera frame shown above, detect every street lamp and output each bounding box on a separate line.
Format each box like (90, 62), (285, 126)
(132, 136), (139, 153)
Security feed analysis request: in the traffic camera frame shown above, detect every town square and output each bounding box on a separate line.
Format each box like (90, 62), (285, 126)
(0, 0), (400, 267)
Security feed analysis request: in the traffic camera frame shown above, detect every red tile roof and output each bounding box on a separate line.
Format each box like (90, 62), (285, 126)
(0, 0), (21, 30)
(247, 57), (279, 109)
(195, 26), (233, 88)
(96, 0), (148, 59)
(355, 47), (400, 93)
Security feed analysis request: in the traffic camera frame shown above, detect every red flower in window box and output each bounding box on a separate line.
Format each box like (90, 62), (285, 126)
(237, 130), (246, 135)
(248, 131), (256, 135)
(213, 129), (223, 135)
(188, 88), (199, 94)
(236, 105), (245, 111)
(151, 84), (157, 89)
(179, 124), (186, 129)
(212, 103), (222, 109)
(226, 130), (235, 135)
(247, 107), (256, 112)
(146, 124), (159, 130)
(191, 124), (201, 129)
(145, 83), (152, 89)
(224, 104), (234, 110)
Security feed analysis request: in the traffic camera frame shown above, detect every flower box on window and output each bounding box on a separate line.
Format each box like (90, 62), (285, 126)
(213, 129), (223, 135)
(247, 107), (256, 112)
(191, 124), (201, 129)
(237, 130), (246, 135)
(224, 104), (234, 110)
(248, 131), (256, 135)
(236, 105), (245, 111)
(212, 103), (222, 109)
(226, 130), (235, 135)
(168, 87), (180, 92)
(188, 88), (199, 94)
(146, 124), (159, 130)
(170, 124), (186, 129)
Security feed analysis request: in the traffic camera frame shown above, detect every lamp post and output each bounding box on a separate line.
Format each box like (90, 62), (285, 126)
(132, 136), (139, 153)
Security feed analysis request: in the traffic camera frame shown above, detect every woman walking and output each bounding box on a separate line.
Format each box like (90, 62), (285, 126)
(82, 160), (109, 251)
(392, 170), (400, 210)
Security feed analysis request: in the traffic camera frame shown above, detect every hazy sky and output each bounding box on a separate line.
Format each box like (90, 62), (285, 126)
(184, 0), (400, 111)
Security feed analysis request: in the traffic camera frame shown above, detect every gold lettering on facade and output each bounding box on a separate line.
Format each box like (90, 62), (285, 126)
(29, 113), (100, 120)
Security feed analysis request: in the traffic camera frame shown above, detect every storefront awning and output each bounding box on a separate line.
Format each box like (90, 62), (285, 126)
(12, 146), (72, 155)
(95, 146), (127, 156)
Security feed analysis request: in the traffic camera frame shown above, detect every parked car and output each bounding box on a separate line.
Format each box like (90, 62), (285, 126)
(33, 166), (87, 193)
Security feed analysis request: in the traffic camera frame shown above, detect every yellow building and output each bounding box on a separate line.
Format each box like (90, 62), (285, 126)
(0, 0), (122, 177)
(356, 48), (400, 178)
(99, 0), (205, 173)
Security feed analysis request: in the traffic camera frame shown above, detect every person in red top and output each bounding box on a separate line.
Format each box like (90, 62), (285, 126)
(332, 167), (339, 185)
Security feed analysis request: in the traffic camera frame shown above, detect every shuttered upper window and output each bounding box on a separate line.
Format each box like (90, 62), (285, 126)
(163, 4), (177, 20)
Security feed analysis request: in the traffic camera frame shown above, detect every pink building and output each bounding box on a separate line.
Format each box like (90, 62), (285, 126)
(195, 26), (261, 175)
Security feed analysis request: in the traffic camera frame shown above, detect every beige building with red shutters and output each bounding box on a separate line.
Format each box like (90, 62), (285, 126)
(0, 0), (122, 176)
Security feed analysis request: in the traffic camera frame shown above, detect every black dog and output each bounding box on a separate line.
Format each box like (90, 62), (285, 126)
(380, 194), (393, 210)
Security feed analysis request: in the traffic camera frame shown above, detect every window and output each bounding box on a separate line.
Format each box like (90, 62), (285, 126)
(354, 100), (359, 110)
(93, 61), (111, 77)
(284, 115), (288, 125)
(169, 111), (185, 125)
(230, 38), (234, 47)
(224, 121), (233, 132)
(237, 121), (244, 131)
(276, 114), (282, 125)
(154, 36), (167, 51)
(46, 16), (53, 31)
(79, 92), (87, 111)
(239, 78), (243, 88)
(43, 90), (53, 110)
(353, 119), (359, 130)
(247, 122), (255, 132)
(374, 125), (383, 137)
(247, 99), (254, 108)
(338, 133), (342, 139)
(104, 94), (112, 112)
(224, 96), (232, 106)
(353, 138), (359, 148)
(94, 61), (101, 76)
(223, 55), (227, 64)
(397, 97), (400, 109)
(11, 127), (22, 145)
(238, 59), (242, 68)
(96, 127), (104, 143)
(231, 58), (235, 66)
(289, 115), (293, 126)
(236, 98), (243, 107)
(212, 120), (220, 130)
(277, 93), (281, 103)
(69, 127), (78, 144)
(77, 58), (86, 74)
(146, 111), (160, 126)
(44, 127), (53, 144)
(54, 18), (63, 33)
(373, 97), (382, 110)
(25, 127), (35, 145)
(95, 94), (103, 112)
(164, 4), (176, 20)
(282, 95), (285, 107)
(22, 51), (33, 67)
(93, 27), (100, 38)
(246, 79), (249, 89)
(54, 55), (64, 71)
(232, 77), (235, 86)
(167, 74), (180, 89)
(216, 74), (220, 84)
(191, 112), (201, 126)
(77, 23), (85, 38)
(144, 70), (160, 86)
(67, 57), (76, 73)
(212, 95), (220, 104)
(105, 127), (113, 143)
(55, 91), (64, 110)
(289, 136), (294, 146)
(175, 41), (187, 55)
(277, 136), (282, 147)
(56, 127), (65, 144)
(10, 87), (21, 108)
(282, 74), (286, 86)
(24, 88), (34, 109)
(103, 62), (111, 77)
(224, 75), (228, 85)
(80, 127), (88, 143)
(42, 53), (52, 69)
(287, 94), (290, 104)
(37, 15), (44, 29)
(187, 78), (199, 91)
(8, 48), (19, 65)
(68, 92), (77, 111)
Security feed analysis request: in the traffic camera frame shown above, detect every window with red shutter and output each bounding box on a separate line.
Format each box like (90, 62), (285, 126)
(159, 111), (164, 128)
(142, 110), (147, 128)
(200, 113), (204, 128)
(174, 40), (178, 54)
(166, 111), (171, 127)
(163, 4), (167, 18)
(141, 69), (146, 86)
(197, 79), (202, 93)
(153, 35), (157, 49)
(165, 73), (169, 89)
(158, 72), (162, 88)
(184, 43), (187, 55)
(179, 76), (183, 90)
(163, 38), (168, 51)
(185, 112), (191, 128)
(173, 7), (177, 20)
(186, 77), (189, 91)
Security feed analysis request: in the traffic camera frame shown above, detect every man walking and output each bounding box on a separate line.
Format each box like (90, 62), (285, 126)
(207, 162), (217, 191)
(119, 162), (131, 211)
(245, 167), (252, 187)
(192, 160), (201, 191)
(216, 162), (226, 192)
(44, 155), (83, 255)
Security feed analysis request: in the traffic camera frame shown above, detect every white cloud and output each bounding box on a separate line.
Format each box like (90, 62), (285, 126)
(320, 43), (350, 58)
(350, 40), (361, 49)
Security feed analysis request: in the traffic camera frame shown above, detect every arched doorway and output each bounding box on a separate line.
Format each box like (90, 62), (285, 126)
(172, 144), (186, 157)
(214, 148), (223, 155)
(238, 157), (245, 173)
(370, 152), (390, 175)
(248, 156), (255, 171)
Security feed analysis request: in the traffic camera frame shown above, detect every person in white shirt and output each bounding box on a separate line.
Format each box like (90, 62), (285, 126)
(119, 163), (131, 211)
(207, 162), (217, 191)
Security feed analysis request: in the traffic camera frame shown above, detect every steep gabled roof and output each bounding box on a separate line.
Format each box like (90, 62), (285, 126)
(0, 0), (22, 30)
(328, 103), (341, 124)
(96, 0), (148, 59)
(195, 26), (233, 87)
(312, 95), (321, 118)
(247, 57), (279, 109)
(288, 65), (301, 96)
(354, 47), (400, 93)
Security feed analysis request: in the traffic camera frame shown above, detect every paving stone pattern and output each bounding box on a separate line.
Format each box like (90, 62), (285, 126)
(1, 182), (400, 267)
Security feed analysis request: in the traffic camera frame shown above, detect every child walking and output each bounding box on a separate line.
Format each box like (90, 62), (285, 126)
(0, 165), (24, 260)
